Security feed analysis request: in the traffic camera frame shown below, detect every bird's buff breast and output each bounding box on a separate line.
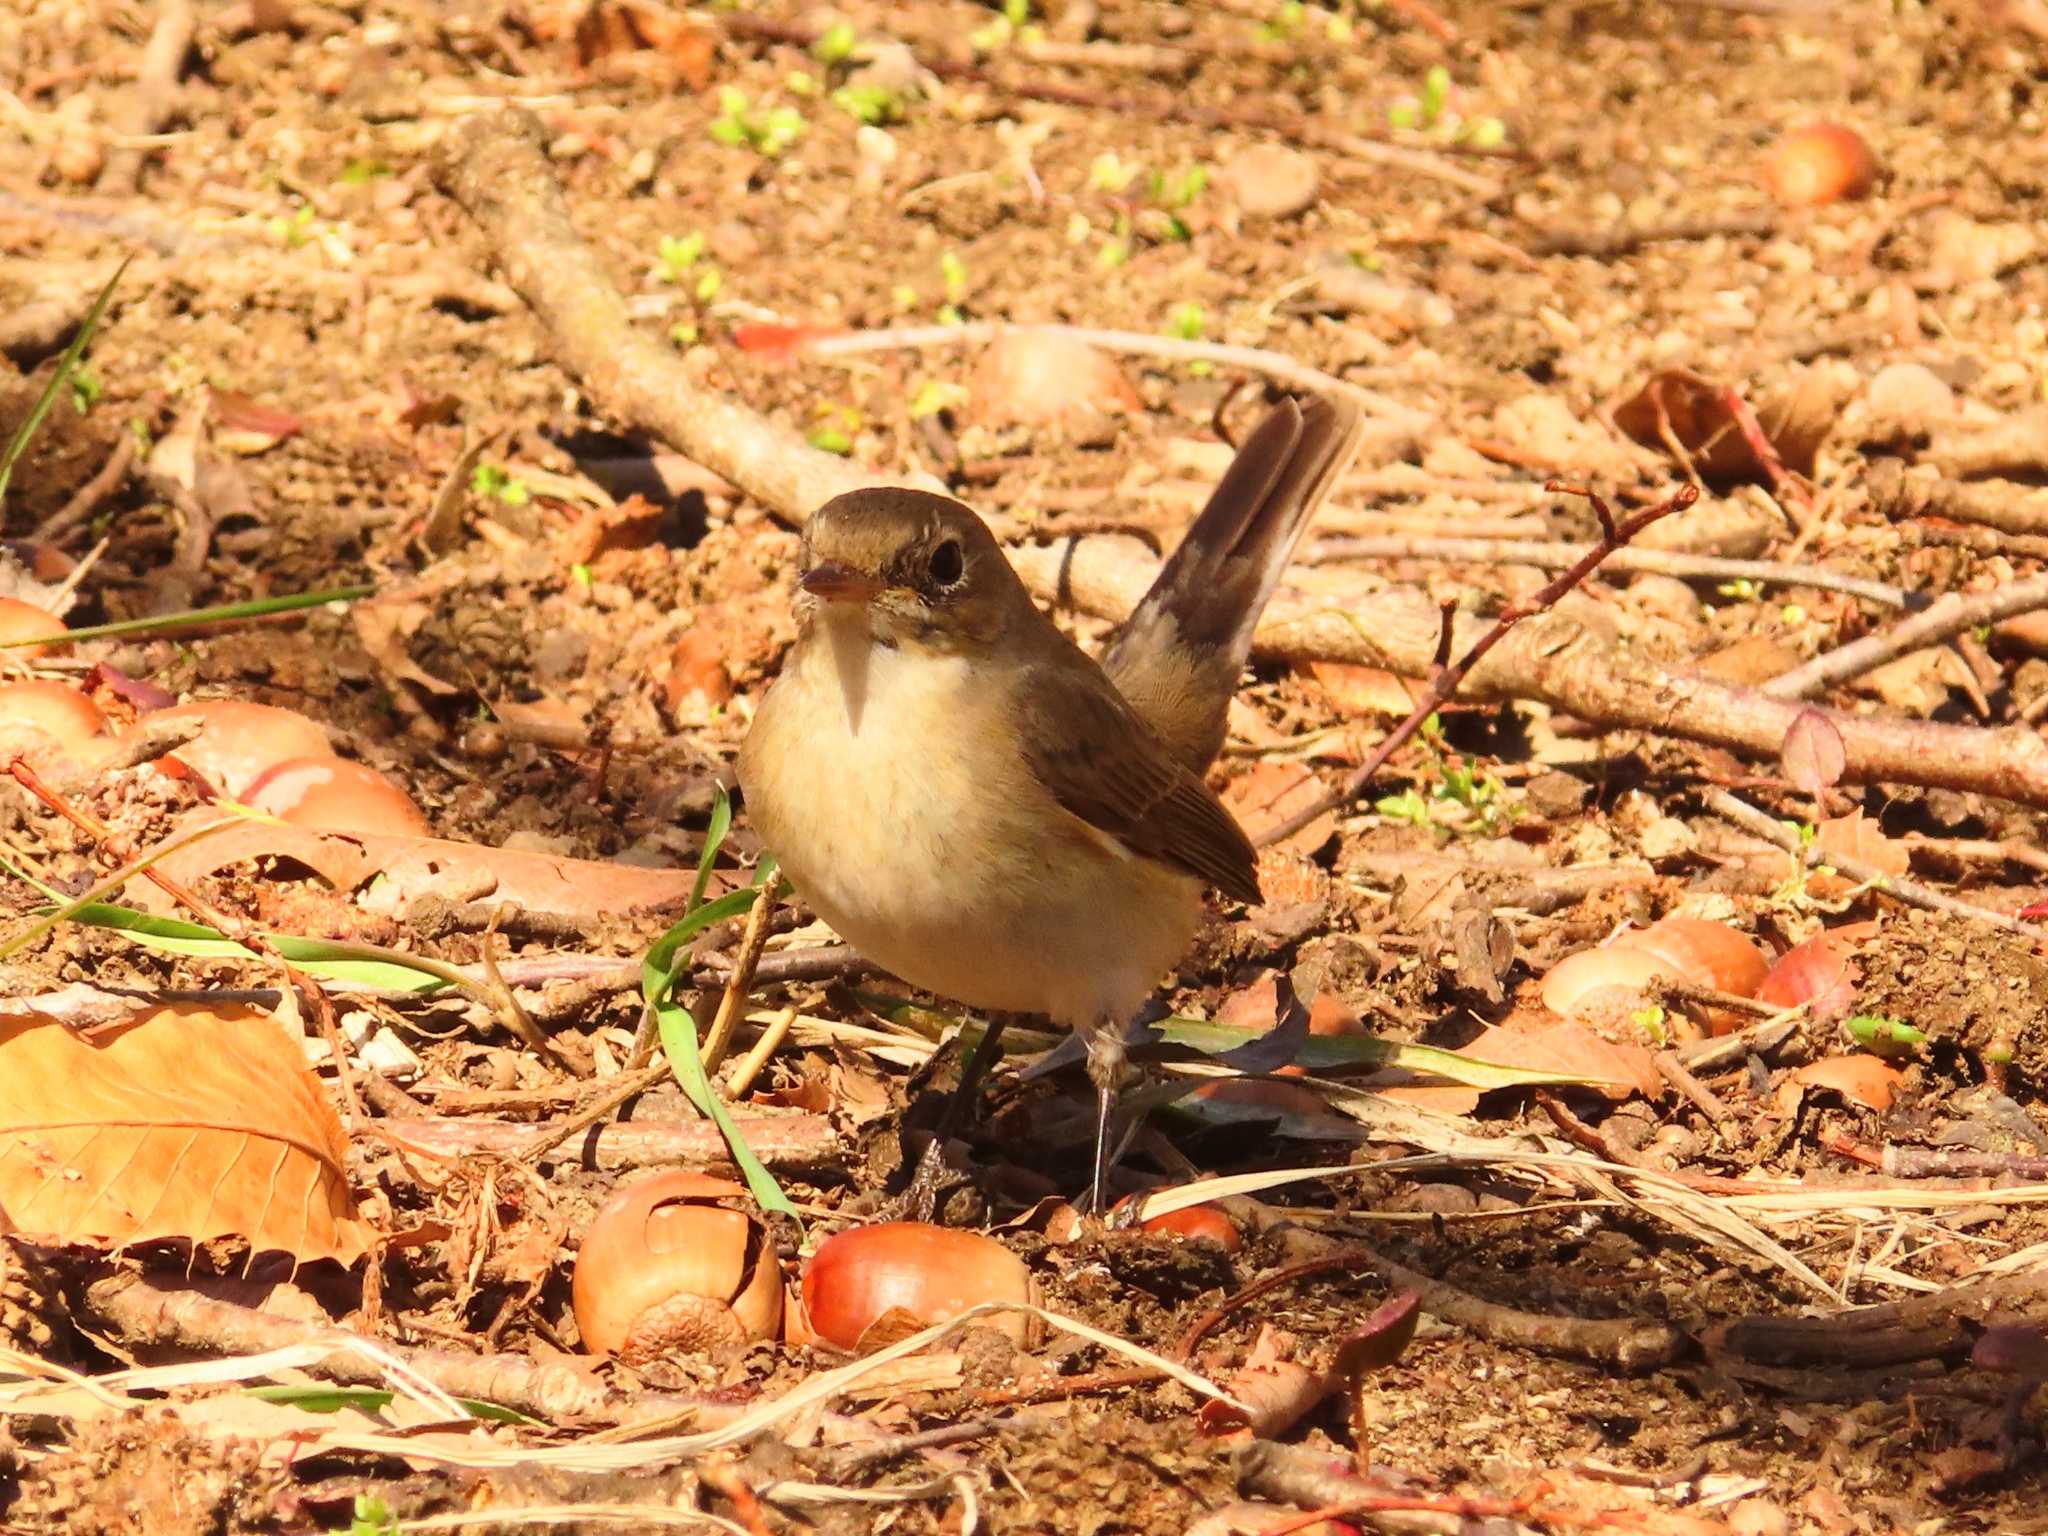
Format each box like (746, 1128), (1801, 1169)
(738, 621), (1204, 1026)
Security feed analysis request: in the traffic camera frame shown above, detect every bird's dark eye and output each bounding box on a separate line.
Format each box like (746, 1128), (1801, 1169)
(927, 538), (965, 589)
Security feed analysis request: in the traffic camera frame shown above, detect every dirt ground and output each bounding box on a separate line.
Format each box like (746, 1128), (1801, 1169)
(4, 0), (2048, 1532)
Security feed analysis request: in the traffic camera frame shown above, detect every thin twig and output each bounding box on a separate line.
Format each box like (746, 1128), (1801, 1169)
(701, 881), (778, 1073)
(1256, 482), (1698, 846)
(35, 429), (138, 539)
(96, 0), (194, 194)
(1704, 788), (2048, 940)
(802, 321), (1431, 431)
(1764, 570), (2048, 699)
(1304, 533), (1912, 609)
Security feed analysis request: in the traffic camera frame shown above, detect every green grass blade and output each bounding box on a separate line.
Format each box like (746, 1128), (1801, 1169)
(640, 794), (794, 1216)
(0, 583), (376, 649)
(245, 1384), (537, 1424)
(44, 901), (453, 991)
(0, 255), (130, 513)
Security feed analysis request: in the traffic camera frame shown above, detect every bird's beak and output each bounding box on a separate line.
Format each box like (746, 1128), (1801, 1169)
(800, 561), (883, 604)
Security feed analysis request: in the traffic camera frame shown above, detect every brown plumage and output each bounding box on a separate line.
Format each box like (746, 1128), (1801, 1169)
(738, 393), (1366, 1208)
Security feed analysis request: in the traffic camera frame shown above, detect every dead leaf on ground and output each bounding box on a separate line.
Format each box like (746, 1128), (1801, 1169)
(1221, 761), (1335, 858)
(1613, 368), (1837, 484)
(0, 1003), (370, 1264)
(1461, 1010), (1662, 1100)
(1784, 1054), (1904, 1113)
(139, 811), (705, 924)
(1303, 660), (1424, 719)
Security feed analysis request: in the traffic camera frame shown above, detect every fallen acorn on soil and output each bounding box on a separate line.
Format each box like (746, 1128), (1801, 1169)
(147, 698), (336, 798)
(794, 1221), (1038, 1352)
(0, 597), (68, 659)
(1115, 1196), (1242, 1252)
(572, 1171), (783, 1361)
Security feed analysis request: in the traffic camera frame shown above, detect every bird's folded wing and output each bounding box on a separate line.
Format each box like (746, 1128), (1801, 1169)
(1018, 663), (1263, 906)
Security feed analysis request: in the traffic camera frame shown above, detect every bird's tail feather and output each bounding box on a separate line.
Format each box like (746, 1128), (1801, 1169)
(1102, 394), (1365, 770)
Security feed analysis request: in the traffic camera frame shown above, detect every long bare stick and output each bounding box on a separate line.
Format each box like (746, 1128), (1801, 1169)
(1763, 570), (2048, 699)
(1306, 533), (1912, 609)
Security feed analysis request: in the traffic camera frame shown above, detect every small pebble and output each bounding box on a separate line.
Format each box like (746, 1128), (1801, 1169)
(1219, 144), (1322, 220)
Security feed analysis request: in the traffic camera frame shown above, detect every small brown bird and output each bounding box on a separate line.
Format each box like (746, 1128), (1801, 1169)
(739, 395), (1364, 1208)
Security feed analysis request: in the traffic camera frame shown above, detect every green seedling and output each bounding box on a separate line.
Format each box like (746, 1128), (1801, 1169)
(470, 463), (530, 506)
(69, 367), (102, 415)
(669, 320), (699, 347)
(339, 158), (391, 185)
(656, 230), (707, 282)
(349, 1495), (400, 1536)
(1718, 578), (1761, 600)
(1154, 164), (1208, 211)
(570, 562), (594, 591)
(1004, 0), (1031, 23)
(1374, 787), (1431, 826)
(941, 250), (969, 303)
(1631, 1004), (1669, 1045)
(808, 403), (862, 456)
(269, 203), (316, 247)
(1848, 1013), (1927, 1058)
(831, 81), (904, 125)
(710, 88), (807, 157)
(786, 68), (820, 96)
(811, 21), (858, 64)
(0, 257), (127, 516)
(1258, 1), (1306, 41)
(909, 379), (968, 419)
(1095, 237), (1130, 271)
(1090, 151), (1140, 194)
(1165, 301), (1205, 340)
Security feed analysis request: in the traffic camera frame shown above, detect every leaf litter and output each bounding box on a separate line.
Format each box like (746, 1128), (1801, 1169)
(4, 1), (2048, 1532)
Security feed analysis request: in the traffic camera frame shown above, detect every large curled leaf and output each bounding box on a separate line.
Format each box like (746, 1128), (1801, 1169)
(0, 1002), (370, 1263)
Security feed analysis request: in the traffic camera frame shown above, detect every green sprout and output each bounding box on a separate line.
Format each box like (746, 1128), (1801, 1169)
(1465, 116), (1508, 150)
(808, 425), (853, 456)
(1154, 164), (1208, 211)
(1630, 1004), (1669, 1045)
(69, 368), (102, 415)
(1090, 151), (1140, 194)
(831, 81), (903, 125)
(941, 250), (969, 304)
(1374, 788), (1431, 826)
(1847, 1013), (1927, 1058)
(339, 158), (391, 185)
(693, 266), (723, 301)
(657, 231), (707, 282)
(569, 562), (594, 591)
(786, 69), (820, 96)
(1004, 0), (1031, 23)
(669, 320), (700, 347)
(269, 203), (316, 247)
(350, 1494), (400, 1536)
(1258, 1), (1305, 42)
(1165, 301), (1205, 340)
(1718, 578), (1762, 600)
(710, 88), (807, 157)
(812, 21), (858, 64)
(1096, 237), (1130, 270)
(909, 379), (969, 419)
(470, 463), (531, 506)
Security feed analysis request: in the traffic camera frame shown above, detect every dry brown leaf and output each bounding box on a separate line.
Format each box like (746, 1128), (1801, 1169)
(1613, 368), (1836, 483)
(1303, 660), (1423, 719)
(1462, 1011), (1662, 1100)
(1221, 761), (1335, 857)
(138, 812), (702, 923)
(0, 1003), (369, 1264)
(1785, 1054), (1904, 1113)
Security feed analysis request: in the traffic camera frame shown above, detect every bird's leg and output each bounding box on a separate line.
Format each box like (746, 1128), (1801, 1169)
(1083, 1023), (1127, 1216)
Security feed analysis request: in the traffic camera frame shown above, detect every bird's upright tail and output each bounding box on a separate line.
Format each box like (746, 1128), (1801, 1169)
(1102, 394), (1365, 770)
